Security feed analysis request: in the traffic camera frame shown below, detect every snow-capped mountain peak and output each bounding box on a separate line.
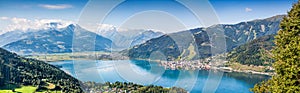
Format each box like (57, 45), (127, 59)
(0, 17), (74, 35)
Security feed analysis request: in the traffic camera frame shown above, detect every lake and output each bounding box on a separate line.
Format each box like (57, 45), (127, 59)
(49, 60), (269, 93)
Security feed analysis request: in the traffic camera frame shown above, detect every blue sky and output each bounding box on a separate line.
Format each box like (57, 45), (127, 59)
(0, 0), (297, 32)
(210, 0), (297, 24)
(0, 0), (87, 20)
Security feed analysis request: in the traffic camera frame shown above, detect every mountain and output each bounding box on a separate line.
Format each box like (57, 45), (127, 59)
(126, 15), (284, 60)
(227, 35), (275, 66)
(208, 15), (282, 50)
(95, 27), (163, 50)
(3, 24), (113, 54)
(128, 28), (211, 60)
(0, 23), (163, 52)
(0, 48), (82, 92)
(0, 22), (72, 47)
(130, 30), (164, 47)
(0, 31), (30, 47)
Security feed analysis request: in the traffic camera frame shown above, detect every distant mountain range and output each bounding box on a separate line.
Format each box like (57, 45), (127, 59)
(0, 15), (284, 57)
(126, 15), (284, 60)
(0, 30), (34, 47)
(2, 24), (112, 54)
(130, 30), (164, 47)
(93, 27), (163, 50)
(0, 22), (72, 47)
(0, 22), (163, 54)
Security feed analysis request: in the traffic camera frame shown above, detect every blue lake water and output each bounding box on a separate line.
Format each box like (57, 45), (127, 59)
(49, 60), (269, 93)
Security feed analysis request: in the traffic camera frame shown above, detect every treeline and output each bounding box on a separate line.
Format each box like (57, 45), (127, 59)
(0, 48), (82, 92)
(227, 35), (275, 66)
(82, 81), (187, 93)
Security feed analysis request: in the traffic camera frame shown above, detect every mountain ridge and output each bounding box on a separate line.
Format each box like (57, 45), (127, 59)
(0, 23), (164, 53)
(3, 24), (113, 54)
(126, 15), (284, 60)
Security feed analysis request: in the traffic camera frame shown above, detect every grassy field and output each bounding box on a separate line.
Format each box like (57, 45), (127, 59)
(0, 90), (12, 93)
(36, 90), (62, 93)
(0, 85), (61, 93)
(26, 51), (110, 62)
(228, 62), (266, 72)
(187, 43), (196, 60)
(176, 43), (196, 61)
(15, 86), (37, 93)
(0, 86), (37, 93)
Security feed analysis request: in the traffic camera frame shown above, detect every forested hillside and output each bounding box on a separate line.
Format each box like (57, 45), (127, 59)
(227, 35), (275, 66)
(0, 48), (82, 92)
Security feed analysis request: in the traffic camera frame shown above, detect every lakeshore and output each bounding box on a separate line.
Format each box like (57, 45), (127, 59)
(48, 60), (270, 93)
(157, 59), (274, 76)
(25, 52), (274, 76)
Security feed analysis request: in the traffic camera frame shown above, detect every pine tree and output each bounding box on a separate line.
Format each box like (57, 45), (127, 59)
(252, 0), (300, 92)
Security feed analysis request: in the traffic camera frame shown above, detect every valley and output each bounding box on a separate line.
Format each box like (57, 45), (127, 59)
(0, 0), (297, 92)
(0, 4), (294, 93)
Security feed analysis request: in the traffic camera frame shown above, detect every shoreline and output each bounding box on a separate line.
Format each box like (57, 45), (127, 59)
(40, 56), (274, 76)
(211, 66), (274, 76)
(150, 59), (274, 76)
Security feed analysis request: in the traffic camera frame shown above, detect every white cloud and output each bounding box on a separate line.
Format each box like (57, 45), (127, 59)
(38, 4), (73, 9)
(97, 24), (116, 31)
(0, 17), (118, 36)
(245, 7), (253, 12)
(0, 17), (9, 20)
(1, 17), (74, 33)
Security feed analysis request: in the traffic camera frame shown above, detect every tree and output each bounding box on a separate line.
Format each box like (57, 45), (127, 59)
(252, 1), (300, 92)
